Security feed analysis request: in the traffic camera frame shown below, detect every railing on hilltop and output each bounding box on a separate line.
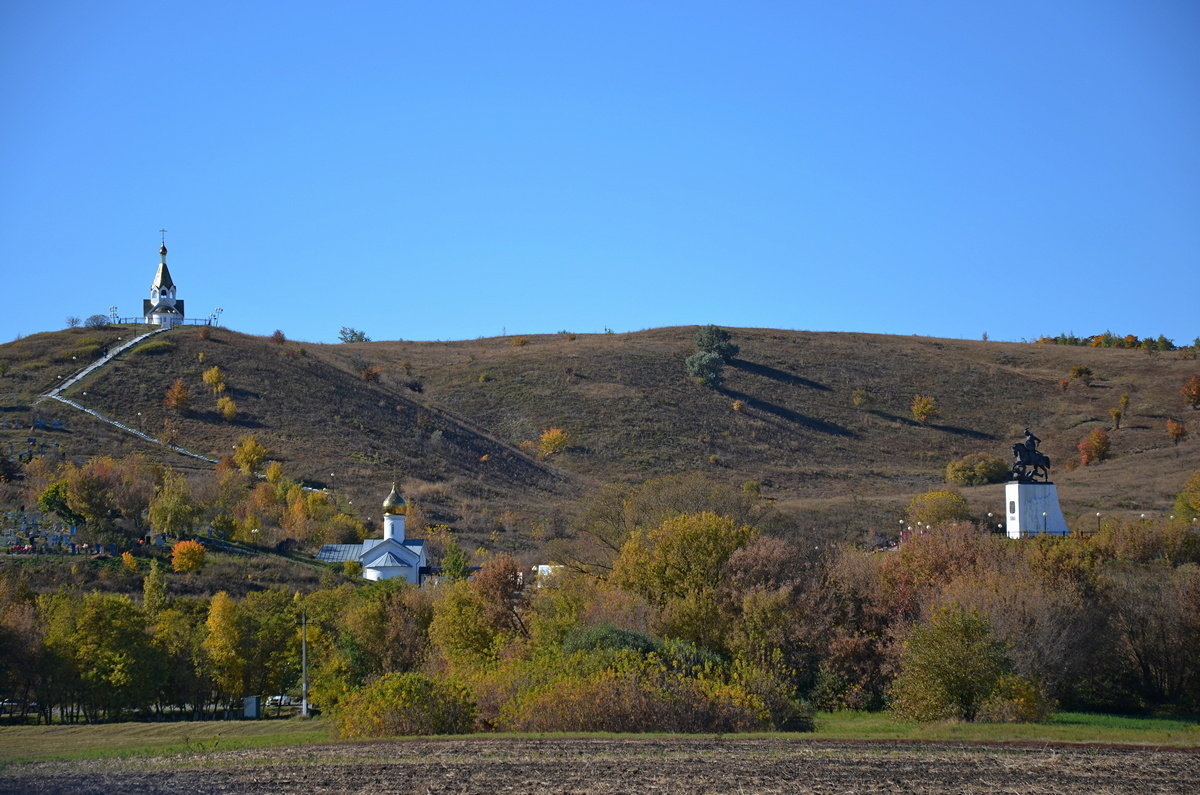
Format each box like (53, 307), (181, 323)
(112, 317), (215, 326)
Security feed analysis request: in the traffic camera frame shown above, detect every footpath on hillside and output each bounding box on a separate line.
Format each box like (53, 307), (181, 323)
(35, 327), (219, 465)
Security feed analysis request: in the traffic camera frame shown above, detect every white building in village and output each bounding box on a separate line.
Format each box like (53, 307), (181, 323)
(142, 242), (185, 327)
(316, 484), (427, 583)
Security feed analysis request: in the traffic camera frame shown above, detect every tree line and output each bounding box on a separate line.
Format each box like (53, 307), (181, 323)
(2, 471), (1199, 733)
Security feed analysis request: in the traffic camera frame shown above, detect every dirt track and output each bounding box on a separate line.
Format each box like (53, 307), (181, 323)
(3, 737), (1197, 794)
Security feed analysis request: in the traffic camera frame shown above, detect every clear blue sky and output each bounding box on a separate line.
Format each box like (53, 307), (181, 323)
(2, 1), (1197, 345)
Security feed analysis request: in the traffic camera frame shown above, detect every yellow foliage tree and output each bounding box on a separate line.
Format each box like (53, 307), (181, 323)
(217, 396), (237, 422)
(170, 539), (207, 573)
(233, 434), (268, 475)
(537, 427), (569, 459)
(911, 394), (940, 425)
(202, 365), (226, 395)
(905, 489), (972, 527)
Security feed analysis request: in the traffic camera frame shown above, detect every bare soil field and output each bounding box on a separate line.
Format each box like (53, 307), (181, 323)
(3, 736), (1197, 794)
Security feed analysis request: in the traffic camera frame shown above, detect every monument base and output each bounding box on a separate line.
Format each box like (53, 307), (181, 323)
(1005, 482), (1069, 539)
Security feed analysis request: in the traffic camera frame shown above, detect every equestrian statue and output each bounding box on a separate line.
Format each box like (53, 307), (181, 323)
(1011, 428), (1051, 483)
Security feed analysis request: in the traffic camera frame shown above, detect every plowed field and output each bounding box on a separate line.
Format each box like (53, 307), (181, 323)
(3, 737), (1197, 794)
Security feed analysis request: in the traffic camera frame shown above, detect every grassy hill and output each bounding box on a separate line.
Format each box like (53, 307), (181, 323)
(2, 324), (1198, 548)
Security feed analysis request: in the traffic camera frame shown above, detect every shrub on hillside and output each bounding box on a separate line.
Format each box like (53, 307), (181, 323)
(905, 489), (972, 526)
(537, 427), (568, 459)
(1077, 428), (1111, 465)
(1183, 375), (1200, 410)
(335, 673), (475, 738)
(945, 453), (1009, 486)
(911, 394), (940, 424)
(131, 340), (175, 356)
(1068, 364), (1093, 385)
(217, 396), (238, 422)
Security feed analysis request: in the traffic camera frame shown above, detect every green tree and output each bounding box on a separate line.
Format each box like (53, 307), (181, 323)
(1173, 471), (1200, 520)
(37, 481), (84, 526)
(233, 434), (268, 475)
(889, 605), (1010, 721)
(338, 327), (371, 343)
(142, 560), (170, 615)
(685, 351), (724, 387)
(70, 593), (164, 720)
(441, 538), (470, 583)
(148, 471), (201, 538)
(693, 325), (739, 360)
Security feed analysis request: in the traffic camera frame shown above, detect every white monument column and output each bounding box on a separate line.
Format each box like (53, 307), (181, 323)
(1005, 482), (1069, 538)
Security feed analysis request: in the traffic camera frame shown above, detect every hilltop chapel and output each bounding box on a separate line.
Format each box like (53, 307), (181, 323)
(143, 242), (185, 327)
(316, 484), (428, 583)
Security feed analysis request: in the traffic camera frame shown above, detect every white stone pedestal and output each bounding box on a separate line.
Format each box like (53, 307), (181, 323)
(1005, 482), (1069, 539)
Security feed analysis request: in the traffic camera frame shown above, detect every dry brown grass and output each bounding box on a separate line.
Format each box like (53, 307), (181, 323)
(3, 326), (1198, 551)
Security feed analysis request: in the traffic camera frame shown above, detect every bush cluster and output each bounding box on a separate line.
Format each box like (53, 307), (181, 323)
(945, 453), (1009, 486)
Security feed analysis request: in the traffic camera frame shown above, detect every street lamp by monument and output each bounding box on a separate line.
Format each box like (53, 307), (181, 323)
(1096, 512), (1101, 534)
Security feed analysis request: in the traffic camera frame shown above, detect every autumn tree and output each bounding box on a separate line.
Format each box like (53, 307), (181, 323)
(612, 511), (757, 651)
(1183, 376), (1200, 410)
(1119, 392), (1131, 418)
(1078, 428), (1111, 466)
(1173, 471), (1200, 521)
(1167, 419), (1188, 446)
(1110, 407), (1122, 429)
(163, 377), (191, 413)
(217, 396), (237, 421)
(233, 434), (268, 475)
(170, 539), (207, 573)
(537, 427), (569, 459)
(945, 453), (1009, 486)
(693, 325), (739, 360)
(470, 554), (528, 636)
(911, 395), (940, 425)
(201, 366), (226, 395)
(1068, 365), (1094, 386)
(203, 591), (247, 709)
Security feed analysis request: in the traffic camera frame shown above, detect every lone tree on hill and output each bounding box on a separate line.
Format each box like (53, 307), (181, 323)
(911, 394), (940, 425)
(694, 325), (739, 360)
(164, 378), (192, 413)
(339, 326), (371, 343)
(686, 351), (725, 388)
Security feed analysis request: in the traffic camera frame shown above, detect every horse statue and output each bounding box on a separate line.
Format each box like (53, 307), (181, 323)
(1011, 433), (1052, 483)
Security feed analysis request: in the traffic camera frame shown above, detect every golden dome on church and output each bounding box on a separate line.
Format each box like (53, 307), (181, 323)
(382, 483), (407, 515)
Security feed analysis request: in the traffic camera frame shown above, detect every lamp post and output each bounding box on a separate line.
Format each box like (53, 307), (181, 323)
(1096, 512), (1101, 535)
(301, 611), (309, 717)
(1042, 512), (1048, 534)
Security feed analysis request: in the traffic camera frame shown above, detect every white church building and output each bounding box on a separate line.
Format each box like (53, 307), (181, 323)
(316, 484), (428, 584)
(142, 242), (185, 327)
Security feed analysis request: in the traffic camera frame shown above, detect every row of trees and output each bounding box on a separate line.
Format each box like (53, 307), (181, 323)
(6, 471), (1200, 734)
(23, 450), (364, 549)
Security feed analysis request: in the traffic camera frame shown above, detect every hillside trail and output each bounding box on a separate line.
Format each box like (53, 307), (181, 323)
(34, 326), (219, 465)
